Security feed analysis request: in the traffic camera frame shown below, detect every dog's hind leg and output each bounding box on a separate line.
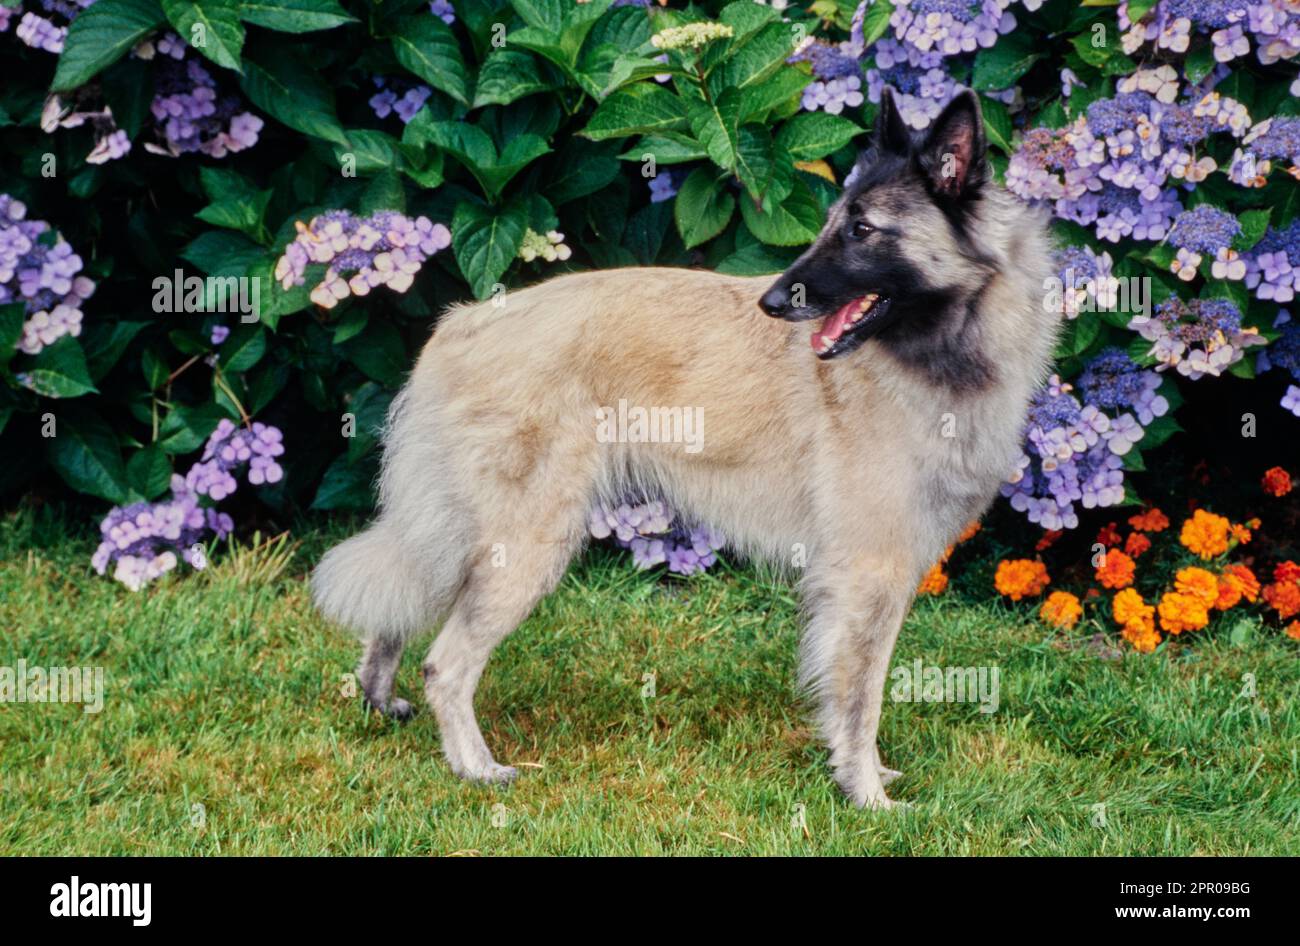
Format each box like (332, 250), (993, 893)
(357, 635), (414, 721)
(423, 513), (586, 784)
(802, 563), (912, 809)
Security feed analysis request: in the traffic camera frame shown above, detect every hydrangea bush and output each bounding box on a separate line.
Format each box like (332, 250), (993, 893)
(0, 0), (1296, 601)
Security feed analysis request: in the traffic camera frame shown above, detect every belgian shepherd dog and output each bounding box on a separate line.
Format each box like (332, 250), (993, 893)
(312, 88), (1059, 808)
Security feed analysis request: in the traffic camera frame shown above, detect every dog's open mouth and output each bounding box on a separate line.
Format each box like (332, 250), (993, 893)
(810, 294), (894, 359)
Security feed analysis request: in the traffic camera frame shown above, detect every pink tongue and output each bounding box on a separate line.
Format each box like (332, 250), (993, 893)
(810, 298), (860, 351)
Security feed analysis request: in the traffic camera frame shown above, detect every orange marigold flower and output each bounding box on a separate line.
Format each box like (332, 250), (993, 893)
(1214, 573), (1245, 611)
(1035, 529), (1063, 552)
(917, 563), (949, 596)
(1174, 566), (1220, 608)
(1122, 622), (1162, 654)
(1179, 509), (1231, 560)
(1262, 466), (1293, 497)
(1230, 522), (1252, 545)
(1128, 507), (1169, 532)
(1263, 581), (1300, 620)
(1275, 561), (1300, 583)
(1040, 591), (1083, 629)
(1157, 591), (1210, 635)
(1113, 588), (1153, 631)
(994, 559), (1050, 601)
(1222, 564), (1260, 602)
(1095, 549), (1136, 589)
(956, 521), (981, 544)
(1286, 621), (1300, 641)
(1096, 522), (1123, 547)
(1124, 532), (1152, 558)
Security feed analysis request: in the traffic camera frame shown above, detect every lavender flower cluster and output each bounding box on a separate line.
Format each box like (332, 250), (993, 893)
(1130, 294), (1264, 379)
(1244, 220), (1300, 303)
(0, 194), (95, 358)
(1119, 1), (1300, 68)
(91, 419), (284, 591)
(144, 35), (263, 158)
(1257, 310), (1300, 415)
(589, 499), (725, 576)
(369, 77), (432, 125)
(5, 0), (96, 55)
(274, 210), (452, 309)
(1001, 364), (1162, 531)
(1006, 83), (1260, 243)
(789, 40), (865, 116)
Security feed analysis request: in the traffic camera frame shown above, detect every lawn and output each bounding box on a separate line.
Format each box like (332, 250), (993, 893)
(1, 504), (1297, 856)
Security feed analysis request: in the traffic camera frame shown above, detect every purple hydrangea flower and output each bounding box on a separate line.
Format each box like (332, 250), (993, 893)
(589, 498), (725, 575)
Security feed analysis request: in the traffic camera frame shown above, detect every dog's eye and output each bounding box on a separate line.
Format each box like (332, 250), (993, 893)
(850, 221), (873, 240)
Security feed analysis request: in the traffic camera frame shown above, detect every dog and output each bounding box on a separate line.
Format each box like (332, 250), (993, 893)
(312, 88), (1059, 808)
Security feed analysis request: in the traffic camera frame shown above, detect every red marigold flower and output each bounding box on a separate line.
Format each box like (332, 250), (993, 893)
(1096, 522), (1123, 547)
(1222, 564), (1260, 603)
(1262, 466), (1293, 497)
(1128, 508), (1170, 532)
(1286, 621), (1300, 641)
(1096, 549), (1136, 590)
(1124, 532), (1151, 558)
(1263, 581), (1300, 620)
(917, 563), (948, 595)
(1274, 561), (1300, 583)
(1035, 529), (1063, 551)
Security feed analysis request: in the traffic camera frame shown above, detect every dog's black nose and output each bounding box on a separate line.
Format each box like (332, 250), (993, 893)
(759, 285), (790, 318)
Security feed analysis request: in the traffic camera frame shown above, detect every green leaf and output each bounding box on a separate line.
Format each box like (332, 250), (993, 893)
(19, 337), (98, 398)
(239, 50), (348, 146)
(220, 324), (266, 373)
(981, 96), (1014, 155)
(392, 14), (471, 106)
(160, 0), (244, 72)
(452, 201), (527, 299)
(332, 129), (405, 176)
(239, 0), (355, 32)
(311, 452), (377, 511)
(974, 32), (1045, 90)
(127, 446), (173, 500)
(0, 303), (23, 371)
(685, 88), (743, 172)
(1184, 44), (1215, 84)
(345, 382), (393, 463)
(547, 139), (621, 205)
(858, 0), (894, 47)
(47, 406), (133, 504)
(51, 0), (165, 91)
(582, 83), (689, 141)
(740, 176), (822, 246)
(81, 322), (148, 382)
(775, 112), (862, 161)
(1233, 208), (1270, 252)
(675, 168), (736, 250)
(473, 49), (554, 108)
(156, 402), (227, 453)
(707, 22), (797, 97)
(341, 320), (407, 388)
(180, 230), (264, 276)
(195, 166), (272, 240)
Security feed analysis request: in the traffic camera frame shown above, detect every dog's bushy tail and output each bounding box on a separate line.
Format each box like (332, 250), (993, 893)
(311, 385), (473, 641)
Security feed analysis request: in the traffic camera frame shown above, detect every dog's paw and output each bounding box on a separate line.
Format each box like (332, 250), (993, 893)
(458, 762), (518, 786)
(364, 696), (415, 722)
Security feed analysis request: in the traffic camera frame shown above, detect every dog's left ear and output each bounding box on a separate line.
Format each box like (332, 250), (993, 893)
(916, 89), (987, 199)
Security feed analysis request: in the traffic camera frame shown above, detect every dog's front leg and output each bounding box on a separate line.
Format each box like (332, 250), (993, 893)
(802, 566), (911, 809)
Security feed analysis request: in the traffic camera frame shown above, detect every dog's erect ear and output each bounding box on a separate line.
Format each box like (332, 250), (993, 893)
(916, 89), (987, 199)
(874, 87), (911, 155)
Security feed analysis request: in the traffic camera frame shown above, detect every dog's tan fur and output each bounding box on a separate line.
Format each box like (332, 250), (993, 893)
(313, 182), (1057, 807)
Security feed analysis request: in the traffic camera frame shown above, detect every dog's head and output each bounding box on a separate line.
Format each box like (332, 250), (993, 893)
(758, 87), (993, 360)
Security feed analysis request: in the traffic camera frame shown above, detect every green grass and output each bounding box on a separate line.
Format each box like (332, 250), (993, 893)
(1, 505), (1298, 856)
